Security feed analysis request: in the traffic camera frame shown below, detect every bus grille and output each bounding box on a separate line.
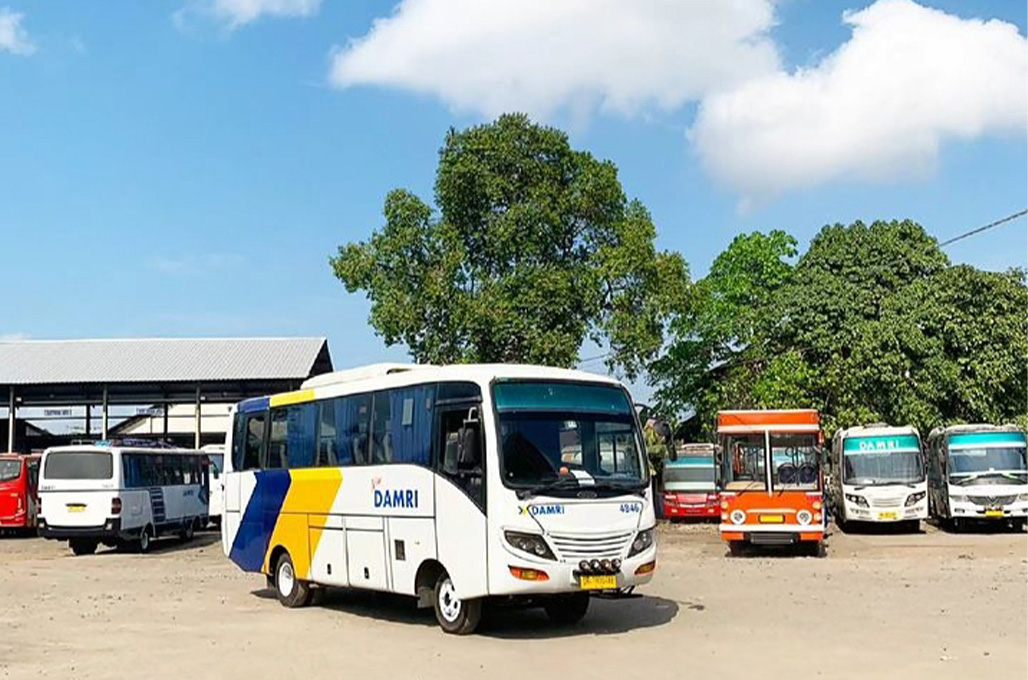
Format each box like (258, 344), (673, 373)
(969, 495), (1017, 507)
(871, 496), (903, 508)
(548, 531), (634, 561)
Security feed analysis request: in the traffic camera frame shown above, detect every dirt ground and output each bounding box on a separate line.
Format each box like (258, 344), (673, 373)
(1, 522), (1024, 680)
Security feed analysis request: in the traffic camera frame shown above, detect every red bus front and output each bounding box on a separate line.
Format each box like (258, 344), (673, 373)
(0, 454), (41, 531)
(716, 411), (825, 554)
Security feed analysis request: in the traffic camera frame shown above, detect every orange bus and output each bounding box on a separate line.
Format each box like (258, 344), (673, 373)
(717, 410), (824, 556)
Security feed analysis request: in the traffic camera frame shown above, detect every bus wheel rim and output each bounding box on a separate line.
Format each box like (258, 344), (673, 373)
(278, 561), (294, 597)
(439, 579), (461, 622)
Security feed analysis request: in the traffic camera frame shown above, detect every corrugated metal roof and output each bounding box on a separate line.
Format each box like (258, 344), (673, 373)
(0, 338), (330, 385)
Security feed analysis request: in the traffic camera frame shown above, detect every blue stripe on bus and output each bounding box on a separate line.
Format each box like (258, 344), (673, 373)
(949, 431), (1026, 447)
(238, 396), (270, 414)
(228, 469), (291, 572)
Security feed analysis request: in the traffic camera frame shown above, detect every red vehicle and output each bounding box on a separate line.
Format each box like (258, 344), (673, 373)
(663, 443), (719, 519)
(0, 453), (41, 533)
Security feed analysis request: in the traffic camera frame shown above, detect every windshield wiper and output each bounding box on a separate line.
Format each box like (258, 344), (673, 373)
(953, 471), (1027, 485)
(516, 477), (583, 500)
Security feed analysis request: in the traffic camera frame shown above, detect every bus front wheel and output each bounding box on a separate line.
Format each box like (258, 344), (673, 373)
(70, 538), (97, 556)
(274, 552), (312, 608)
(433, 572), (482, 635)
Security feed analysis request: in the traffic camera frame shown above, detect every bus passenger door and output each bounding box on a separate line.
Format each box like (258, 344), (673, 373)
(433, 406), (488, 599)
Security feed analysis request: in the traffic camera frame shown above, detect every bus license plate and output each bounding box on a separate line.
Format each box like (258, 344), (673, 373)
(579, 575), (616, 590)
(758, 514), (784, 524)
(66, 505), (86, 513)
(985, 510), (1004, 518)
(878, 512), (897, 520)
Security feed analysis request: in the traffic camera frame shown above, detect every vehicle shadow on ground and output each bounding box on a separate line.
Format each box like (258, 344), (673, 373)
(725, 543), (827, 559)
(90, 532), (221, 556)
(251, 587), (680, 638)
(832, 521), (924, 537)
(927, 519), (1026, 535)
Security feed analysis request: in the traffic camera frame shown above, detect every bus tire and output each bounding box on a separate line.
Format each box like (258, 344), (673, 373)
(433, 572), (482, 635)
(70, 538), (97, 556)
(138, 525), (153, 553)
(179, 519), (195, 541)
(728, 541), (746, 557)
(544, 593), (590, 625)
(274, 552), (312, 608)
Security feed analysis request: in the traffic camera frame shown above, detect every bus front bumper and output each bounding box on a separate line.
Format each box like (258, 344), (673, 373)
(720, 524), (824, 544)
(493, 548), (657, 596)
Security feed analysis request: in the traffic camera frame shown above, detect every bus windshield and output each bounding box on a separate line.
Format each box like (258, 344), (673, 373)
(494, 381), (646, 490)
(843, 435), (923, 485)
(44, 451), (113, 480)
(948, 446), (1027, 485)
(0, 460), (22, 483)
(664, 461), (715, 485)
(771, 434), (819, 490)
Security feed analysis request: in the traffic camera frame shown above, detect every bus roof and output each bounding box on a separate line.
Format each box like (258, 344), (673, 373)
(835, 424), (920, 439)
(717, 409), (820, 433)
(42, 445), (203, 455)
(927, 423), (1025, 440)
(241, 363), (627, 413)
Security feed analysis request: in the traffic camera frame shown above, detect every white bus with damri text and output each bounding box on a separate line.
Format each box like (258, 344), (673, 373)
(828, 424), (927, 532)
(221, 363), (657, 634)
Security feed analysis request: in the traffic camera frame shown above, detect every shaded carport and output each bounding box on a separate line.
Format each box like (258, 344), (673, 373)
(0, 337), (333, 452)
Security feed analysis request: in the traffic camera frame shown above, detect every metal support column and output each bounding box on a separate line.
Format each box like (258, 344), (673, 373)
(7, 386), (14, 453)
(101, 386), (109, 440)
(85, 404), (91, 437)
(194, 387), (202, 450)
(163, 403), (170, 442)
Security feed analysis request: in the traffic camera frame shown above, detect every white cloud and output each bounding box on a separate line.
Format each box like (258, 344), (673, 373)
(691, 0), (1028, 202)
(0, 8), (35, 55)
(180, 0), (321, 30)
(329, 0), (780, 119)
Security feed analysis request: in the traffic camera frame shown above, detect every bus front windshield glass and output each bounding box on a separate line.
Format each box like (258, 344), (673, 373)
(0, 460), (22, 483)
(495, 382), (646, 491)
(44, 451), (113, 480)
(843, 436), (923, 485)
(663, 461), (716, 486)
(771, 434), (819, 490)
(722, 434), (766, 491)
(948, 446), (1027, 485)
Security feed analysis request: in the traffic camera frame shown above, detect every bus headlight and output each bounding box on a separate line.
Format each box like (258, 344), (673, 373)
(796, 510), (812, 525)
(905, 491), (926, 506)
(627, 528), (654, 557)
(1017, 494), (1028, 502)
(845, 494), (868, 508)
(504, 531), (555, 560)
(730, 509), (746, 525)
(950, 494), (969, 504)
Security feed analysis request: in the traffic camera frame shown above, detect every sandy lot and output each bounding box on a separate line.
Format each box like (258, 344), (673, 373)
(1, 522), (1024, 680)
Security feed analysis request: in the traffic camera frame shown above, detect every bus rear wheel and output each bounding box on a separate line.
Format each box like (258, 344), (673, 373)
(179, 519), (195, 541)
(137, 526), (153, 553)
(433, 572), (482, 635)
(544, 593), (590, 625)
(274, 552), (312, 608)
(70, 538), (97, 556)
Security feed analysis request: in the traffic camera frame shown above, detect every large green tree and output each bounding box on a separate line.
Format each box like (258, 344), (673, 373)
(652, 219), (1028, 438)
(332, 114), (688, 377)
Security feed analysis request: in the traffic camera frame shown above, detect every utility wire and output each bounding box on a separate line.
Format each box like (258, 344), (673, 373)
(938, 209), (1027, 247)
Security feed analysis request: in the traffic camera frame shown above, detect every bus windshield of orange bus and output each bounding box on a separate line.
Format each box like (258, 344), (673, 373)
(724, 434), (766, 491)
(771, 434), (819, 490)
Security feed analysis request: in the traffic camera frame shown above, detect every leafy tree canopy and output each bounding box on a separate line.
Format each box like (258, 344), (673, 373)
(332, 114), (688, 378)
(653, 219), (1027, 438)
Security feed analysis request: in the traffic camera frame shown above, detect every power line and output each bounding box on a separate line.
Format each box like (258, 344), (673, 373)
(939, 209), (1027, 248)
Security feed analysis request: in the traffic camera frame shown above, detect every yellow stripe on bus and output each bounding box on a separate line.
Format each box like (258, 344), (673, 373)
(269, 389), (315, 407)
(263, 468), (344, 579)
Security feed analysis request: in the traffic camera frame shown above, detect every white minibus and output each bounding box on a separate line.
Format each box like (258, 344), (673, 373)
(221, 364), (657, 634)
(828, 424), (927, 531)
(201, 444), (226, 527)
(38, 440), (210, 555)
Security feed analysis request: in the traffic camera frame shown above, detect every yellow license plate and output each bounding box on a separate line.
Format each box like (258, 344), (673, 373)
(878, 512), (897, 520)
(579, 575), (617, 590)
(66, 505), (86, 513)
(985, 510), (1004, 518)
(759, 514), (784, 524)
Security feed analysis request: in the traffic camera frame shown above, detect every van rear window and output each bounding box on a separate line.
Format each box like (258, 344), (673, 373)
(0, 460), (22, 482)
(44, 452), (113, 480)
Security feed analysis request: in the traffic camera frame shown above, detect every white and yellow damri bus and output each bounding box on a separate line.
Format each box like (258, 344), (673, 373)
(221, 364), (657, 634)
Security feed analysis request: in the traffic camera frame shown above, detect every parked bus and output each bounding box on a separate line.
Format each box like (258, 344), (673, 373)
(38, 441), (210, 555)
(0, 453), (41, 534)
(221, 363), (657, 635)
(662, 443), (719, 520)
(202, 444), (226, 528)
(717, 410), (824, 556)
(828, 424), (927, 532)
(926, 424), (1027, 531)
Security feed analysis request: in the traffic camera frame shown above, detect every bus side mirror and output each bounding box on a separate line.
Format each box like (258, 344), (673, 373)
(457, 407), (481, 469)
(654, 421), (676, 461)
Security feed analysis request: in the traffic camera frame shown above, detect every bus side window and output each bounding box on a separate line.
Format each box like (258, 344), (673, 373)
(242, 413), (266, 471)
(27, 460), (39, 491)
(267, 408), (289, 469)
(316, 400), (338, 466)
(340, 394), (371, 465)
(370, 391), (392, 464)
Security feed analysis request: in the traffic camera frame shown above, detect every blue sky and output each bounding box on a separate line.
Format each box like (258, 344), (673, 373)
(0, 0), (1025, 402)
